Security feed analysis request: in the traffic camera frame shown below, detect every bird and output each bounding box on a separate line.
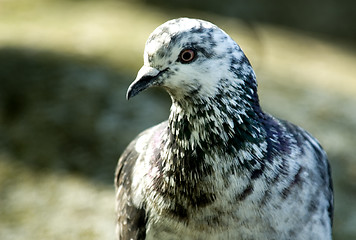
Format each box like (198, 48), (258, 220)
(115, 18), (333, 240)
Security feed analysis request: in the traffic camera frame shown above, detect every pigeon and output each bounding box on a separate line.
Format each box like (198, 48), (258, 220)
(115, 18), (333, 240)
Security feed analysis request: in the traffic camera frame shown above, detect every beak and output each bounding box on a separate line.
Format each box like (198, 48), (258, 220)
(126, 66), (160, 100)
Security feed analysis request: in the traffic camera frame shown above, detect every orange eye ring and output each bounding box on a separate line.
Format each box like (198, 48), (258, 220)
(179, 49), (196, 63)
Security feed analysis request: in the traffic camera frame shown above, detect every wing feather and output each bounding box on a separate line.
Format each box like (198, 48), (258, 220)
(115, 135), (147, 240)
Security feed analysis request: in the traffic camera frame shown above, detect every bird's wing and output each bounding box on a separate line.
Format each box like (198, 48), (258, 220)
(115, 133), (147, 240)
(115, 122), (167, 240)
(298, 125), (334, 225)
(279, 119), (334, 226)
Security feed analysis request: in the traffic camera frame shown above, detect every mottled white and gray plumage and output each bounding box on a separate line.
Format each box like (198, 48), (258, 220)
(115, 18), (333, 240)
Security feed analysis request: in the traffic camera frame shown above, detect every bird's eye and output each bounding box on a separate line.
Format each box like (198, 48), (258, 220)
(179, 49), (196, 63)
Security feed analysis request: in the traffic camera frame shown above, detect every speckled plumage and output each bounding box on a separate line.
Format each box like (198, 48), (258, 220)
(115, 18), (333, 240)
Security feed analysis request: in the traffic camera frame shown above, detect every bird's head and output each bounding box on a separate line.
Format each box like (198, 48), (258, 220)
(127, 18), (258, 107)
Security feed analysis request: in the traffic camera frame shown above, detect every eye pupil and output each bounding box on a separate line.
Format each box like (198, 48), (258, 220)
(182, 51), (192, 60)
(179, 49), (195, 63)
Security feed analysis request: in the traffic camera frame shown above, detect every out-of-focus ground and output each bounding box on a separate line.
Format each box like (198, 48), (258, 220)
(0, 0), (355, 239)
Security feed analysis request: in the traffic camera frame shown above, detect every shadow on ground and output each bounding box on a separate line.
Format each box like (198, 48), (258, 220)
(0, 47), (170, 184)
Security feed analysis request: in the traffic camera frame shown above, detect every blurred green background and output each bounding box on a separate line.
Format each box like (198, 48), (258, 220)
(0, 0), (355, 239)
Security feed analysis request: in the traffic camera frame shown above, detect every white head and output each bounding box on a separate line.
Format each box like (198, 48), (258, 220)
(127, 18), (265, 166)
(127, 18), (259, 108)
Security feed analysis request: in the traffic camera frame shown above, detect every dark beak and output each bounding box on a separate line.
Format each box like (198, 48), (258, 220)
(126, 66), (160, 100)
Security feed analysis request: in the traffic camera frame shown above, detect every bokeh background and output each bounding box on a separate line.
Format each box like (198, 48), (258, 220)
(0, 0), (355, 239)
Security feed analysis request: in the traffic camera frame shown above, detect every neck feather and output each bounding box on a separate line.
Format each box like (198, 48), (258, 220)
(152, 80), (270, 209)
(161, 81), (268, 182)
